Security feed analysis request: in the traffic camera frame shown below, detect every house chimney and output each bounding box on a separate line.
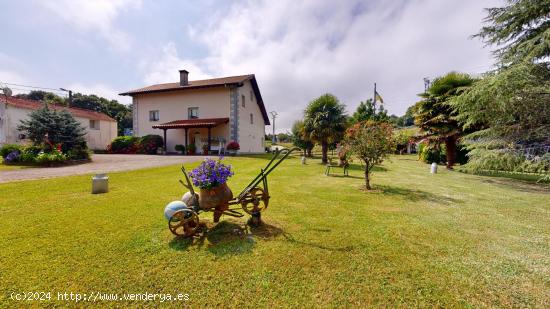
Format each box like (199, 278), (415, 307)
(179, 70), (189, 86)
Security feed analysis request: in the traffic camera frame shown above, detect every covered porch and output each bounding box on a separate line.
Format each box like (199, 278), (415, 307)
(152, 117), (229, 155)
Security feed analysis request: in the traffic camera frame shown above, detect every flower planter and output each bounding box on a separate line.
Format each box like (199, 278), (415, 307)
(198, 183), (233, 210)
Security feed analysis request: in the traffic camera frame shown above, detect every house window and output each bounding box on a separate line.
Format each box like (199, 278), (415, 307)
(188, 107), (199, 119)
(149, 110), (159, 122)
(241, 95), (246, 108)
(250, 113), (254, 124)
(250, 90), (254, 102)
(90, 120), (100, 130)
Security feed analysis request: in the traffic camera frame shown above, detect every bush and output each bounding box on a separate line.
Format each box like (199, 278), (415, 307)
(67, 145), (91, 160)
(4, 150), (21, 163)
(0, 144), (23, 158)
(108, 136), (139, 154)
(175, 144), (185, 154)
(35, 149), (67, 165)
(227, 141), (240, 151)
(137, 134), (163, 154)
(20, 145), (42, 163)
(418, 143), (446, 164)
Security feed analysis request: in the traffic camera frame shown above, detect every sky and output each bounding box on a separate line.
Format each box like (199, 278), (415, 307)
(0, 0), (502, 132)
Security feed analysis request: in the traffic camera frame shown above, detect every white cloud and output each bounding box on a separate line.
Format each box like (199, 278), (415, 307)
(183, 0), (500, 132)
(39, 0), (141, 52)
(142, 42), (211, 84)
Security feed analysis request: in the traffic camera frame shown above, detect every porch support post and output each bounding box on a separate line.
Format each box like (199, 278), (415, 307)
(208, 126), (212, 154)
(162, 129), (167, 154)
(184, 128), (189, 151)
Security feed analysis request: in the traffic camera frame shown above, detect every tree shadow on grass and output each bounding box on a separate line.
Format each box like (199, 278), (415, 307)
(480, 177), (550, 194)
(347, 164), (387, 173)
(377, 185), (463, 206)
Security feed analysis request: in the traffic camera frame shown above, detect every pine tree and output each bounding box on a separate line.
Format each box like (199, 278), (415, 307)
(18, 106), (87, 153)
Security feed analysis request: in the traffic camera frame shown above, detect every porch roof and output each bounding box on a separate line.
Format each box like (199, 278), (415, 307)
(152, 117), (229, 129)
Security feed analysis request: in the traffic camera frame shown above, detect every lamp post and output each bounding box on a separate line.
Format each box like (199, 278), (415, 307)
(269, 111), (278, 144)
(59, 88), (73, 106)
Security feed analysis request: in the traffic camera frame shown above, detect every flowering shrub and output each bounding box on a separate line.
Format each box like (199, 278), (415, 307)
(137, 135), (163, 154)
(4, 151), (21, 163)
(226, 141), (240, 151)
(0, 144), (23, 158)
(35, 149), (67, 164)
(188, 158), (234, 189)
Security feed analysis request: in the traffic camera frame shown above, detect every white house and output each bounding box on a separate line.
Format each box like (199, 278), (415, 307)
(119, 70), (270, 154)
(0, 96), (117, 150)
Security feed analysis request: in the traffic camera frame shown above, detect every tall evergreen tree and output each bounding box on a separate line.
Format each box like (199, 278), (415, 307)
(18, 106), (87, 153)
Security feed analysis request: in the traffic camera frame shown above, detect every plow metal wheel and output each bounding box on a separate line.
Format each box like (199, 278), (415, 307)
(241, 187), (269, 215)
(168, 209), (199, 237)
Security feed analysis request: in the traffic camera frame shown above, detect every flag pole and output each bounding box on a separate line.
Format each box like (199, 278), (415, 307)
(373, 82), (377, 116)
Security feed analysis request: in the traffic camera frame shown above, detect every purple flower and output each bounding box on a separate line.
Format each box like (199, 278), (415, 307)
(4, 151), (20, 163)
(188, 158), (234, 189)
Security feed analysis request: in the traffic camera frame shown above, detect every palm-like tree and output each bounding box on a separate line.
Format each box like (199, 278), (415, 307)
(414, 72), (475, 168)
(303, 94), (347, 164)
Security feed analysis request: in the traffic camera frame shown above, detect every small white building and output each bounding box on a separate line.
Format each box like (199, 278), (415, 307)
(119, 70), (270, 153)
(0, 96), (117, 150)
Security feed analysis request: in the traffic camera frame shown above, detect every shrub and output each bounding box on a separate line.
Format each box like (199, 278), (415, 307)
(418, 143), (446, 164)
(35, 149), (67, 164)
(108, 136), (139, 154)
(20, 145), (42, 163)
(0, 144), (23, 158)
(227, 141), (240, 151)
(175, 144), (186, 154)
(67, 145), (91, 160)
(4, 151), (21, 163)
(137, 134), (164, 154)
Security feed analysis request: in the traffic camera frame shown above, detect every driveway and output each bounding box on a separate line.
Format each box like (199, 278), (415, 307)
(0, 154), (206, 183)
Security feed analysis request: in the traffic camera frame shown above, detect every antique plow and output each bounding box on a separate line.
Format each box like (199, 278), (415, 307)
(168, 147), (300, 237)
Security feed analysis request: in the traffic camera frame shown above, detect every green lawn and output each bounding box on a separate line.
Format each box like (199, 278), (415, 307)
(0, 155), (548, 307)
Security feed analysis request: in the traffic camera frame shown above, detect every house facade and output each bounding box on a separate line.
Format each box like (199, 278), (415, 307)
(119, 70), (269, 153)
(0, 96), (117, 150)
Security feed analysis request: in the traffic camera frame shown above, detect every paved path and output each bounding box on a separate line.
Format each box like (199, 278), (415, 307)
(0, 154), (206, 183)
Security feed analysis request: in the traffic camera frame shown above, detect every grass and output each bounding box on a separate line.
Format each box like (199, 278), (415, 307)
(0, 155), (548, 307)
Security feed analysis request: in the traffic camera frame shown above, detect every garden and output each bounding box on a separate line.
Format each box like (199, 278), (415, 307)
(0, 153), (548, 307)
(0, 107), (90, 166)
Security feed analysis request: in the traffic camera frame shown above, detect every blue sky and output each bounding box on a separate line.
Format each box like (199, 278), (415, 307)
(0, 0), (501, 132)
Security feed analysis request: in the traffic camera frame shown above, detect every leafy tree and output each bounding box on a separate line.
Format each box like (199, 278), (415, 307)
(71, 93), (132, 135)
(350, 99), (389, 124)
(476, 0), (550, 65)
(414, 72), (475, 169)
(345, 121), (394, 190)
(303, 94), (348, 164)
(15, 90), (64, 105)
(18, 106), (87, 153)
(291, 120), (314, 157)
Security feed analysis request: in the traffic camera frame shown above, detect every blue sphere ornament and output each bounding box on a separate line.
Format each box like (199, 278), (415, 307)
(164, 200), (188, 220)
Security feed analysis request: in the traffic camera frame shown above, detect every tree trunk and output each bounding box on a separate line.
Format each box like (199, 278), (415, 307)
(364, 162), (371, 190)
(321, 140), (328, 164)
(445, 135), (457, 169)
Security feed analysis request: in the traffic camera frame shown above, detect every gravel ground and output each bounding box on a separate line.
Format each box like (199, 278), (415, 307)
(0, 154), (207, 183)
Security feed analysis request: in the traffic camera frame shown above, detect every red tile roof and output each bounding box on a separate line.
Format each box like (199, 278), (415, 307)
(0, 96), (116, 122)
(152, 118), (229, 129)
(119, 75), (254, 96)
(119, 74), (270, 125)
